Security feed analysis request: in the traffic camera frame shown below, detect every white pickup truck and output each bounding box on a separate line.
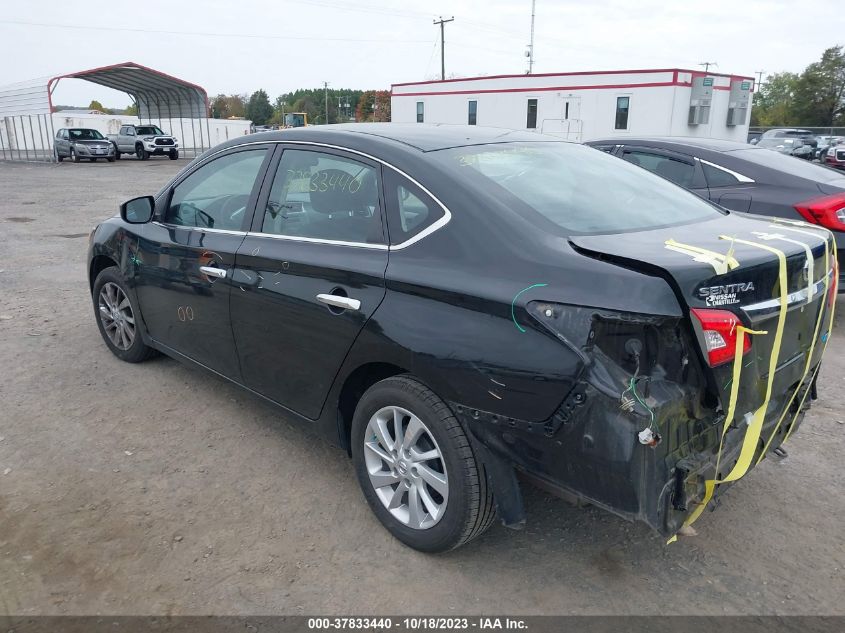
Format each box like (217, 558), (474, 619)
(107, 124), (179, 160)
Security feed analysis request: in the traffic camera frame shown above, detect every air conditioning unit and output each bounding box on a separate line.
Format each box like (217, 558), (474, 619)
(726, 79), (751, 126)
(688, 76), (713, 126)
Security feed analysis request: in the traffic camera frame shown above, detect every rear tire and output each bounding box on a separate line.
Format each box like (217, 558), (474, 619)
(92, 267), (156, 363)
(351, 375), (495, 552)
(54, 148), (63, 163)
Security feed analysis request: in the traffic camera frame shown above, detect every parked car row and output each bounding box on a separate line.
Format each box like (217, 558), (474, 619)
(53, 125), (179, 163)
(748, 128), (845, 166)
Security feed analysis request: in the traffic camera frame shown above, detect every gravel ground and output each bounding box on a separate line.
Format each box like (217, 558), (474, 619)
(0, 158), (843, 616)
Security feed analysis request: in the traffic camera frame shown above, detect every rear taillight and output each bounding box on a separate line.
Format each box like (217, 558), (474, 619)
(794, 192), (845, 231)
(690, 308), (751, 367)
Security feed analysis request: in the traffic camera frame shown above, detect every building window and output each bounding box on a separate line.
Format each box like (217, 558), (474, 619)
(615, 96), (630, 130)
(468, 100), (477, 125)
(416, 101), (424, 123)
(526, 99), (538, 129)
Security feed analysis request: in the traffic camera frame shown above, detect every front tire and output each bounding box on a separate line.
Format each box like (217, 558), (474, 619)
(70, 148), (80, 163)
(92, 267), (156, 363)
(136, 144), (149, 160)
(351, 376), (495, 552)
(113, 143), (121, 159)
(169, 150), (179, 160)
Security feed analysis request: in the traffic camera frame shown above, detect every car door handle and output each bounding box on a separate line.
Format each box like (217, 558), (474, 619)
(199, 265), (227, 279)
(316, 294), (361, 311)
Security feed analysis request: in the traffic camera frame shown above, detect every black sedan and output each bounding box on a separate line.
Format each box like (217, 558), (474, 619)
(88, 125), (837, 552)
(586, 136), (845, 292)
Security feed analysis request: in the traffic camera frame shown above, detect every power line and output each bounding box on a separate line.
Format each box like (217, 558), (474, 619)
(433, 16), (455, 81)
(0, 19), (431, 43)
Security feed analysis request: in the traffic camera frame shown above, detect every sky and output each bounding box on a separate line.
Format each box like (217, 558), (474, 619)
(1, 0), (843, 108)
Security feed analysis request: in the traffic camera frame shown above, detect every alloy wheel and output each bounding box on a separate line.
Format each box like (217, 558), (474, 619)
(98, 282), (136, 350)
(363, 405), (449, 530)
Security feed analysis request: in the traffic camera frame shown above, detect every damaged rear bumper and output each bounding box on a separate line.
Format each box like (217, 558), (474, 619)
(451, 354), (819, 538)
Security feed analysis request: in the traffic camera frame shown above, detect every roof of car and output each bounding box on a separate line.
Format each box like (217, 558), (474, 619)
(242, 123), (558, 152)
(587, 136), (761, 153)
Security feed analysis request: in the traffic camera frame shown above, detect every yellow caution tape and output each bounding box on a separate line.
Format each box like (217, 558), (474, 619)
(783, 269), (837, 444)
(755, 232), (830, 461)
(676, 323), (766, 536)
(664, 238), (740, 275)
(670, 235), (789, 541)
(753, 230), (814, 302)
(715, 236), (788, 483)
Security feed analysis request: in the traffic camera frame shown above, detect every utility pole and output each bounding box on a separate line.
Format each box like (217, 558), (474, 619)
(526, 0), (536, 74)
(433, 16), (454, 80)
(323, 81), (329, 125)
(699, 61), (717, 74)
(754, 70), (765, 91)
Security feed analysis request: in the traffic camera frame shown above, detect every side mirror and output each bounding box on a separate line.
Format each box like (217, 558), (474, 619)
(120, 196), (155, 224)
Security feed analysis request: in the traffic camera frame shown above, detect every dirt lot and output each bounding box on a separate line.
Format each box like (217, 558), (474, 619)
(0, 158), (844, 616)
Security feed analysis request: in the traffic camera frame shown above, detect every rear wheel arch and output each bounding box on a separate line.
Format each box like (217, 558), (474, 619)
(337, 362), (409, 452)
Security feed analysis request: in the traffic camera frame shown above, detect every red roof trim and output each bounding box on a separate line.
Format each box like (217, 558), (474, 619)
(391, 67), (754, 89)
(394, 80), (682, 97)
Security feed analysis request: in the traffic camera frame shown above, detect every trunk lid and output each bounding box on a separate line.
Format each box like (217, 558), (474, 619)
(570, 212), (834, 418)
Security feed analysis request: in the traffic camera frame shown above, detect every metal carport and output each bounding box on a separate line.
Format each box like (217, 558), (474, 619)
(0, 61), (211, 162)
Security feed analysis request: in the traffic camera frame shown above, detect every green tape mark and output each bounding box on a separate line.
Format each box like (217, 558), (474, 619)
(511, 283), (548, 333)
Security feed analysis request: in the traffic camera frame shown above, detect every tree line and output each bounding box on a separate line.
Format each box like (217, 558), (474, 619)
(752, 46), (845, 127)
(210, 88), (391, 125)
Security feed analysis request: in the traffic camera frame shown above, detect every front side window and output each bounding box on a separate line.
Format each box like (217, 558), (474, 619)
(416, 101), (424, 123)
(261, 149), (383, 244)
(468, 100), (477, 125)
(526, 99), (538, 129)
(621, 149), (695, 188)
(165, 149), (267, 230)
(615, 96), (630, 130)
(441, 143), (722, 235)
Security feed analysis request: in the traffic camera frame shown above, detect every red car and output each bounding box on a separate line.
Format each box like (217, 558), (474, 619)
(824, 143), (845, 170)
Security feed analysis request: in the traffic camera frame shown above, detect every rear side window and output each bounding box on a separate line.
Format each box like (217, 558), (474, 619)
(621, 149), (695, 188)
(701, 162), (741, 187)
(261, 149), (384, 245)
(441, 143), (721, 235)
(384, 170), (444, 244)
(165, 149), (267, 230)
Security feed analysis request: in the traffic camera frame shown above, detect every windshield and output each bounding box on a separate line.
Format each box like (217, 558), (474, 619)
(135, 126), (165, 136)
(69, 129), (104, 140)
(438, 142), (723, 235)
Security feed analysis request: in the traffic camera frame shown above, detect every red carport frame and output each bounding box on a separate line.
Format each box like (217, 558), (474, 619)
(0, 61), (212, 162)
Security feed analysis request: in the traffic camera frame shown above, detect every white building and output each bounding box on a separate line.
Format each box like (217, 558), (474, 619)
(391, 68), (754, 142)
